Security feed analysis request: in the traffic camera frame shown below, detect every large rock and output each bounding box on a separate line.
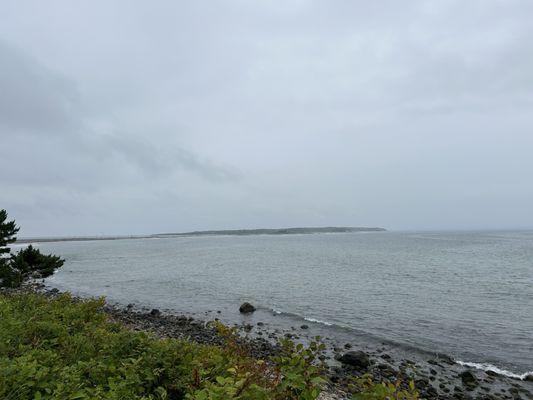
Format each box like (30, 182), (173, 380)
(459, 370), (478, 388)
(338, 350), (370, 369)
(239, 302), (256, 314)
(524, 374), (533, 382)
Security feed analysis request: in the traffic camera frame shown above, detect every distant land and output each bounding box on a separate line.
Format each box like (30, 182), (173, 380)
(17, 226), (386, 243)
(158, 226), (386, 236)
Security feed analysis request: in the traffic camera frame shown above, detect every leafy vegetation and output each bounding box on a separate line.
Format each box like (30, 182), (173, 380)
(349, 374), (419, 400)
(0, 292), (327, 399)
(0, 209), (64, 288)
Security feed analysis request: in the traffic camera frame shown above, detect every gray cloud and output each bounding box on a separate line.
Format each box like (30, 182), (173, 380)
(0, 40), (80, 135)
(1, 0), (532, 236)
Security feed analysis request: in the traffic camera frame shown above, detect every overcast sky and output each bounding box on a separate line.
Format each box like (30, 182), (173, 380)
(1, 1), (533, 236)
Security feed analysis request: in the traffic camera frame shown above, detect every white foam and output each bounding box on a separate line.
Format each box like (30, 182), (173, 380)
(456, 360), (532, 380)
(304, 317), (333, 326)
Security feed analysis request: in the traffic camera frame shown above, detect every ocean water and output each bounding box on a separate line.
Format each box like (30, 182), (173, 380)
(34, 231), (532, 376)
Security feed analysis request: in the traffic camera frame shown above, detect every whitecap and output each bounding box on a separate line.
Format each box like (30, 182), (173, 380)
(456, 360), (532, 380)
(303, 317), (333, 326)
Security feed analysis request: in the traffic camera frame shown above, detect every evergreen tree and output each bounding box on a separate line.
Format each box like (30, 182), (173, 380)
(0, 209), (64, 288)
(0, 209), (19, 257)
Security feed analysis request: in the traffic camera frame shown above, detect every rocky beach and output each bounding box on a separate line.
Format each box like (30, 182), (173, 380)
(33, 283), (533, 400)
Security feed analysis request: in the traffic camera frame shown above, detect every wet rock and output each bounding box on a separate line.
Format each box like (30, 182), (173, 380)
(239, 302), (256, 314)
(459, 370), (478, 388)
(338, 351), (370, 370)
(300, 324), (309, 329)
(524, 374), (533, 382)
(425, 386), (438, 398)
(416, 377), (429, 388)
(376, 363), (397, 377)
(428, 359), (442, 367)
(344, 343), (352, 349)
(150, 309), (160, 316)
(436, 353), (455, 365)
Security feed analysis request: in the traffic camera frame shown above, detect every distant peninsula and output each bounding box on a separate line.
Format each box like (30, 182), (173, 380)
(157, 226), (386, 237)
(17, 226), (386, 243)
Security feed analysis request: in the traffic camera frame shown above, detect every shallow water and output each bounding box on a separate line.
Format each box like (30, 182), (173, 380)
(35, 231), (532, 375)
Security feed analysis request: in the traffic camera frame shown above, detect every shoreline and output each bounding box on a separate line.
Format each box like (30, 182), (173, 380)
(32, 283), (533, 400)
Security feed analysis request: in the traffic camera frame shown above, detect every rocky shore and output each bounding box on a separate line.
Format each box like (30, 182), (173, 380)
(33, 284), (533, 400)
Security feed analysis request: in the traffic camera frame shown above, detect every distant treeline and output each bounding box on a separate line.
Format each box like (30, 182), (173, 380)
(157, 226), (386, 237)
(17, 226), (386, 243)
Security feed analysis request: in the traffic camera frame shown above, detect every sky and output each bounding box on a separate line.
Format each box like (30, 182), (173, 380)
(1, 0), (533, 237)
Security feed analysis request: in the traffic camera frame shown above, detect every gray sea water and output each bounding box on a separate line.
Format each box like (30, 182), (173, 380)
(33, 231), (532, 376)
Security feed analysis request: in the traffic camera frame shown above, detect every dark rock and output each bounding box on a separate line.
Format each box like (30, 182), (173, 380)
(338, 351), (370, 370)
(376, 363), (397, 377)
(459, 370), (478, 388)
(344, 343), (352, 349)
(239, 302), (256, 314)
(150, 309), (160, 316)
(436, 353), (455, 365)
(425, 386), (438, 397)
(300, 324), (309, 329)
(381, 353), (391, 360)
(524, 374), (533, 382)
(415, 377), (430, 388)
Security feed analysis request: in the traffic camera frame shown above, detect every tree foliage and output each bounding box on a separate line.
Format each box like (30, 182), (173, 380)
(0, 209), (64, 288)
(0, 209), (19, 256)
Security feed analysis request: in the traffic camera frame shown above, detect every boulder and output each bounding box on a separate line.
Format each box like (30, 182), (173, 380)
(239, 302), (256, 314)
(300, 324), (309, 329)
(459, 370), (478, 388)
(339, 351), (370, 369)
(524, 374), (533, 382)
(150, 308), (161, 316)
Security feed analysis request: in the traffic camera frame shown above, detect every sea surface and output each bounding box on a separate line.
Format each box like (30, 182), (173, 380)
(32, 231), (533, 377)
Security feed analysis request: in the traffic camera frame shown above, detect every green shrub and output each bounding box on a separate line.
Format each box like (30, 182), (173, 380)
(0, 292), (327, 399)
(349, 374), (419, 400)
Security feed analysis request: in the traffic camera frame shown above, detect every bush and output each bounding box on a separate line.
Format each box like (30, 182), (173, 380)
(0, 292), (327, 399)
(349, 374), (419, 400)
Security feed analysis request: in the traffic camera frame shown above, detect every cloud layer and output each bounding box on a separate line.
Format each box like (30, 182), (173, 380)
(1, 1), (533, 236)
